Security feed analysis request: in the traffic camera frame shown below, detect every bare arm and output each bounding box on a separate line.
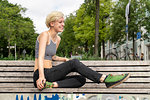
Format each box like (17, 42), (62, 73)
(52, 55), (69, 62)
(36, 32), (48, 89)
(52, 36), (69, 62)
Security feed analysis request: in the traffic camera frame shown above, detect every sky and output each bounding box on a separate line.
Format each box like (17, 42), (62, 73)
(7, 0), (84, 33)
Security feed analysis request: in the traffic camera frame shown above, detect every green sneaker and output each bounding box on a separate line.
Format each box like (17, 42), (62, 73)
(43, 81), (54, 89)
(104, 73), (130, 88)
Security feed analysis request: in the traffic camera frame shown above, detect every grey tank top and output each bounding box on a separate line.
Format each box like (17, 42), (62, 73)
(35, 39), (56, 60)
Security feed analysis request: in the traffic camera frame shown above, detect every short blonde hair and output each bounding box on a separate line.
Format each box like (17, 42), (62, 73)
(45, 11), (64, 28)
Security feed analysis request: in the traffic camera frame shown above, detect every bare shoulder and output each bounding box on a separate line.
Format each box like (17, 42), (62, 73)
(39, 31), (48, 41)
(56, 35), (61, 48)
(57, 35), (61, 42)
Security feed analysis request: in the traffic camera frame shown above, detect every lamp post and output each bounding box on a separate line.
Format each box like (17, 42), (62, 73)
(125, 0), (131, 60)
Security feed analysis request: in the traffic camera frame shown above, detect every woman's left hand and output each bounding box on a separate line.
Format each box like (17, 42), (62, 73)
(36, 77), (46, 90)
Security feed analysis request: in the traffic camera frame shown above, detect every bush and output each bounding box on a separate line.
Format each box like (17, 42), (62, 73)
(0, 54), (35, 60)
(80, 52), (102, 60)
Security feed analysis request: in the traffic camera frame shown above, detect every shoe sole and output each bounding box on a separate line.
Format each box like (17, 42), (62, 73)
(108, 73), (130, 88)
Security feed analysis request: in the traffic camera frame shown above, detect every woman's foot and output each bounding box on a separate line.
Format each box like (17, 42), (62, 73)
(104, 73), (130, 88)
(43, 81), (54, 89)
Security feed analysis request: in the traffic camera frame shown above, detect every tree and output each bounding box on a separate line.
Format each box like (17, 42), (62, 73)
(110, 0), (150, 59)
(57, 14), (76, 57)
(57, 0), (113, 58)
(73, 3), (95, 53)
(0, 0), (37, 58)
(95, 0), (100, 57)
(74, 0), (113, 57)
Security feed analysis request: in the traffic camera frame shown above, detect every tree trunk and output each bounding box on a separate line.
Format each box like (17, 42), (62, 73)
(8, 21), (11, 57)
(94, 0), (99, 57)
(132, 32), (135, 60)
(18, 48), (20, 59)
(8, 40), (10, 57)
(85, 41), (89, 53)
(102, 40), (105, 58)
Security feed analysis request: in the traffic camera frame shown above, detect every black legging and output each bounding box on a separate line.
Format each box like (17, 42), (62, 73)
(33, 59), (102, 88)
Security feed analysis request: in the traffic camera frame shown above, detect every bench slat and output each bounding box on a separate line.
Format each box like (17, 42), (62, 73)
(0, 72), (33, 77)
(53, 61), (150, 66)
(0, 78), (33, 82)
(1, 66), (149, 72)
(0, 88), (150, 94)
(0, 72), (150, 77)
(0, 61), (34, 66)
(0, 83), (34, 88)
(0, 61), (149, 66)
(83, 83), (150, 89)
(87, 78), (150, 82)
(68, 72), (150, 77)
(0, 67), (33, 71)
(89, 66), (150, 71)
(99, 72), (150, 76)
(0, 83), (149, 89)
(0, 78), (149, 83)
(54, 61), (150, 66)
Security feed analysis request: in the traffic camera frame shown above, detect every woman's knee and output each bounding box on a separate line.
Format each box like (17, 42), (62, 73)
(71, 59), (80, 65)
(77, 76), (86, 87)
(72, 58), (79, 62)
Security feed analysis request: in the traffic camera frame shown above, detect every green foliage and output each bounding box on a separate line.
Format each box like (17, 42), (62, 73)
(73, 3), (94, 47)
(81, 52), (102, 60)
(0, 54), (35, 60)
(57, 14), (76, 57)
(110, 0), (150, 43)
(0, 0), (38, 59)
(57, 0), (113, 59)
(73, 0), (113, 49)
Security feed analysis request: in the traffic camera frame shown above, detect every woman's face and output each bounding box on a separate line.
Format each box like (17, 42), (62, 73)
(52, 17), (64, 32)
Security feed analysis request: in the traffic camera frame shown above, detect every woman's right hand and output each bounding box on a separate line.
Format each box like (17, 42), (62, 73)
(36, 77), (46, 90)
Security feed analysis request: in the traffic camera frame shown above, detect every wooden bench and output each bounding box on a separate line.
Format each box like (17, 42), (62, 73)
(0, 60), (150, 94)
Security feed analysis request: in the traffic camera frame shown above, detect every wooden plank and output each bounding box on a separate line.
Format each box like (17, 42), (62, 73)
(0, 72), (33, 77)
(83, 83), (150, 89)
(0, 83), (34, 88)
(0, 78), (33, 82)
(41, 88), (150, 94)
(0, 61), (149, 66)
(52, 61), (150, 66)
(53, 62), (150, 67)
(98, 72), (150, 76)
(0, 83), (149, 89)
(0, 67), (33, 71)
(0, 71), (150, 77)
(0, 61), (34, 66)
(0, 77), (149, 83)
(0, 72), (149, 77)
(90, 66), (150, 67)
(86, 78), (150, 83)
(1, 66), (150, 72)
(0, 88), (150, 94)
(89, 66), (150, 71)
(68, 72), (150, 77)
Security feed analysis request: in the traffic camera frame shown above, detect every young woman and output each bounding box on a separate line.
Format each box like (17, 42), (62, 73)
(33, 11), (130, 90)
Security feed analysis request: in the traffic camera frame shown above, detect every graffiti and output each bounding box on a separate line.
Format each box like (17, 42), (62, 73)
(45, 94), (59, 100)
(15, 94), (150, 100)
(16, 94), (86, 100)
